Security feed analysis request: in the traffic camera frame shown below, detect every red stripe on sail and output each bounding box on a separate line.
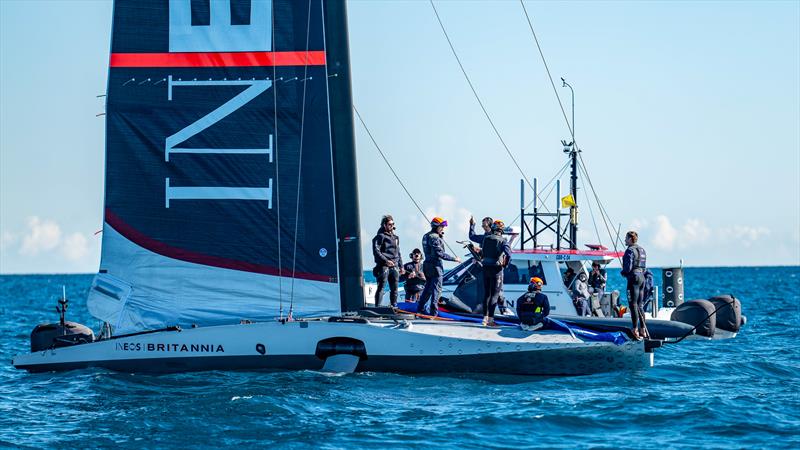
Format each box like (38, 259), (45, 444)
(105, 209), (335, 283)
(109, 51), (327, 68)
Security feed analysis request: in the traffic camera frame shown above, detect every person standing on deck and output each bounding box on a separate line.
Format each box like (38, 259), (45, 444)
(470, 215), (509, 314)
(371, 215), (403, 307)
(418, 217), (460, 316)
(621, 230), (649, 340)
(400, 248), (426, 301)
(480, 220), (511, 327)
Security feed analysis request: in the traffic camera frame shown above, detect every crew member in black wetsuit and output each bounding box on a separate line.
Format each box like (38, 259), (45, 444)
(400, 248), (425, 301)
(480, 220), (511, 327)
(418, 217), (460, 316)
(621, 230), (648, 340)
(516, 277), (550, 331)
(371, 215), (403, 307)
(469, 215), (509, 313)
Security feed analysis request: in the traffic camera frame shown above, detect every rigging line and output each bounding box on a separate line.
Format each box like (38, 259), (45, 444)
(272, 1), (283, 320)
(539, 160), (571, 206)
(510, 158), (571, 226)
(577, 156), (623, 263)
(429, 0), (549, 213)
(577, 160), (602, 245)
(577, 159), (616, 249)
(353, 105), (460, 257)
(518, 0), (574, 142)
(289, 0), (313, 315)
(578, 154), (623, 251)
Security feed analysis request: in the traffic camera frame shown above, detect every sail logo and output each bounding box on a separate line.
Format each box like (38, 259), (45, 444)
(164, 76), (274, 209)
(169, 0), (272, 53)
(115, 342), (225, 353)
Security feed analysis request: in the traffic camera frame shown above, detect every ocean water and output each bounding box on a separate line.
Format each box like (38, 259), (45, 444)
(0, 267), (798, 448)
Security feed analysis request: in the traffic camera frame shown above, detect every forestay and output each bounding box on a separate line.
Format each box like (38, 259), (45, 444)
(88, 0), (346, 333)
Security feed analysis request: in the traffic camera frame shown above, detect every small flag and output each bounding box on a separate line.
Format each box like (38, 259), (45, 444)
(561, 194), (576, 208)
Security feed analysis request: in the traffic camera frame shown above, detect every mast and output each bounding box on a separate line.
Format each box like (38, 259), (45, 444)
(323, 0), (364, 313)
(562, 77), (578, 250)
(569, 144), (578, 250)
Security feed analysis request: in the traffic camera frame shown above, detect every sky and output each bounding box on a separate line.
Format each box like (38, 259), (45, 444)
(1, 0), (798, 274)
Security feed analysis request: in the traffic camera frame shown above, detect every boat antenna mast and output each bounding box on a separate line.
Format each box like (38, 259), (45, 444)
(561, 138), (579, 250)
(561, 77), (578, 251)
(519, 79), (580, 251)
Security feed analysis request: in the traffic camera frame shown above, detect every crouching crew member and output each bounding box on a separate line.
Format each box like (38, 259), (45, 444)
(418, 217), (460, 316)
(480, 220), (511, 327)
(400, 248), (426, 301)
(621, 230), (648, 340)
(516, 277), (550, 331)
(372, 215), (403, 307)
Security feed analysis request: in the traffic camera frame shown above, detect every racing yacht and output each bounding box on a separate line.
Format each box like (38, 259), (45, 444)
(12, 0), (655, 375)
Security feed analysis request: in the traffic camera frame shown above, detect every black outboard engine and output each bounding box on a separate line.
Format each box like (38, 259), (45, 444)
(670, 299), (717, 338)
(706, 295), (742, 333)
(30, 292), (94, 352)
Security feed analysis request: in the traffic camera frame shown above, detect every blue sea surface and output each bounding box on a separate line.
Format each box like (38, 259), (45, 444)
(1, 267), (798, 448)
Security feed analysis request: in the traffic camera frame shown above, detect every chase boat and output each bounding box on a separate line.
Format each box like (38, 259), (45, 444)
(370, 148), (745, 341)
(13, 0), (655, 375)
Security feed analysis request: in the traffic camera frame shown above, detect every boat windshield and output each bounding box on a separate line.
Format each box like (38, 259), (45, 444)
(443, 260), (477, 286)
(503, 261), (546, 285)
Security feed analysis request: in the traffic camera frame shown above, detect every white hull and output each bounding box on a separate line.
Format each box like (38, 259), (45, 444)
(13, 319), (651, 375)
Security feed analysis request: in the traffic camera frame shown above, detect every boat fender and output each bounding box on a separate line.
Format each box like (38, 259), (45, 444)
(670, 300), (716, 338)
(255, 343), (266, 355)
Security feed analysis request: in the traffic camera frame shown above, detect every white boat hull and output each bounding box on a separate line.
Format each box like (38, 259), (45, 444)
(13, 319), (651, 375)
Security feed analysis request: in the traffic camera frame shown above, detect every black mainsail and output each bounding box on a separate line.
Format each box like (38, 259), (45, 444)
(88, 0), (362, 333)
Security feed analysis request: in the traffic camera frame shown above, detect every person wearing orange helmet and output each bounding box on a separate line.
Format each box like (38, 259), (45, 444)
(516, 277), (550, 331)
(418, 217), (460, 316)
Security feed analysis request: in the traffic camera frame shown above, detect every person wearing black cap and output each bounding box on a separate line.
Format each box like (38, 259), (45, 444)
(400, 249), (426, 301)
(371, 215), (403, 307)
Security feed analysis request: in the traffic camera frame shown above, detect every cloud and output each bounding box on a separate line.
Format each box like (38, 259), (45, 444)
(61, 232), (89, 261)
(718, 225), (770, 248)
(19, 216), (62, 255)
(631, 215), (771, 251)
(411, 194), (471, 238)
(652, 215), (677, 250)
(681, 218), (711, 244)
